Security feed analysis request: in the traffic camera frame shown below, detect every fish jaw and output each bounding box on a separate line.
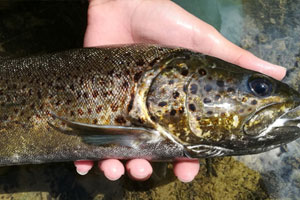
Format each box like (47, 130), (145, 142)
(222, 101), (300, 156)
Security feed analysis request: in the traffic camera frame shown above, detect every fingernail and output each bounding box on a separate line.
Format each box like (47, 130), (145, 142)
(76, 168), (89, 175)
(177, 173), (196, 183)
(74, 160), (93, 175)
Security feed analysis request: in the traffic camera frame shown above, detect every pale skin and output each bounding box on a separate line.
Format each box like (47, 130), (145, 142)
(75, 0), (286, 182)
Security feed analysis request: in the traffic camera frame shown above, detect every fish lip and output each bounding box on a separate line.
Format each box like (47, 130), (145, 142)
(242, 100), (300, 138)
(246, 102), (300, 140)
(242, 102), (282, 135)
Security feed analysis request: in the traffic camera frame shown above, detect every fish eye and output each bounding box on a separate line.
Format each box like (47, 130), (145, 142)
(248, 77), (273, 97)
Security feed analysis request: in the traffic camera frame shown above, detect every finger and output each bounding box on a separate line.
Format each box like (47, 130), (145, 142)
(74, 160), (94, 175)
(126, 159), (153, 181)
(173, 160), (200, 183)
(191, 28), (286, 80)
(131, 0), (286, 80)
(98, 159), (125, 181)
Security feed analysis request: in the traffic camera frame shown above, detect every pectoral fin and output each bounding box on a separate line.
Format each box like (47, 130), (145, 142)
(49, 113), (161, 148)
(184, 144), (234, 158)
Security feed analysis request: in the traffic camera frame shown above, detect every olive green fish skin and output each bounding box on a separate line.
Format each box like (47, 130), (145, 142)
(0, 45), (186, 165)
(1, 44), (300, 166)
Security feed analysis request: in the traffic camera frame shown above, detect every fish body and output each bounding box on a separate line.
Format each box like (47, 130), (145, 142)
(1, 44), (300, 166)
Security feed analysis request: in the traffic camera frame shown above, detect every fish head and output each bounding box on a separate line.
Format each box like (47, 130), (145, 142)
(184, 56), (300, 157)
(146, 52), (300, 157)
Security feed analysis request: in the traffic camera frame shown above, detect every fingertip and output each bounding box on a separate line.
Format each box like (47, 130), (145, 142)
(269, 64), (286, 81)
(74, 160), (94, 175)
(126, 159), (153, 181)
(98, 159), (125, 181)
(173, 160), (200, 183)
(236, 52), (287, 80)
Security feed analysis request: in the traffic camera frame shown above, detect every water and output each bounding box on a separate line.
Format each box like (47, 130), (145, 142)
(0, 0), (299, 199)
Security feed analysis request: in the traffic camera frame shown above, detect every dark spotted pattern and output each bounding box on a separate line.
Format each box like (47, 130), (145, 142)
(0, 44), (299, 164)
(190, 84), (198, 94)
(0, 45), (183, 132)
(158, 102), (167, 107)
(189, 104), (196, 111)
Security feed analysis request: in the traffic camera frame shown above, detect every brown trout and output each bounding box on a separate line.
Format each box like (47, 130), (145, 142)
(1, 44), (300, 166)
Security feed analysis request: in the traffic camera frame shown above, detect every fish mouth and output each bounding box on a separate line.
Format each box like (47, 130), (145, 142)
(241, 102), (300, 153)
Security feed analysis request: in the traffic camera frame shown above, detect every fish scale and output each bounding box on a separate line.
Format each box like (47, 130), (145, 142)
(0, 44), (300, 166)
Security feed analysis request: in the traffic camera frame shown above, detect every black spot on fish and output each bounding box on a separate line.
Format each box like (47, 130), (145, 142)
(96, 106), (103, 113)
(149, 57), (160, 66)
(92, 90), (99, 98)
(127, 94), (134, 112)
(138, 117), (145, 124)
(169, 80), (174, 85)
(28, 89), (33, 96)
(78, 108), (84, 115)
(136, 59), (145, 66)
(189, 104), (196, 112)
(215, 94), (221, 100)
(251, 100), (258, 105)
(134, 72), (143, 82)
(173, 91), (180, 99)
(157, 47), (165, 52)
(216, 80), (224, 87)
(87, 108), (92, 114)
(70, 111), (75, 116)
(170, 109), (176, 116)
(207, 111), (213, 115)
(125, 69), (131, 76)
(183, 85), (188, 93)
(83, 92), (89, 99)
(108, 69), (115, 76)
(242, 97), (247, 102)
(116, 73), (122, 79)
(111, 103), (119, 112)
(93, 119), (98, 124)
(181, 69), (189, 76)
(76, 91), (82, 99)
(179, 107), (185, 114)
(203, 98), (212, 104)
(150, 115), (157, 122)
(158, 102), (167, 107)
(227, 88), (235, 93)
(37, 91), (42, 99)
(55, 100), (61, 106)
(66, 99), (72, 105)
(123, 81), (129, 89)
(204, 84), (212, 92)
(190, 84), (198, 94)
(115, 116), (126, 124)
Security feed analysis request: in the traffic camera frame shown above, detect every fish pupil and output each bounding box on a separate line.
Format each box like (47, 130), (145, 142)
(248, 77), (272, 97)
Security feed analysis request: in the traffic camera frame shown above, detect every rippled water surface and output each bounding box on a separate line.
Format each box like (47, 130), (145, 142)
(0, 0), (299, 199)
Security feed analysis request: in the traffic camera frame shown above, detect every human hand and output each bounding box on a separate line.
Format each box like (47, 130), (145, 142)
(75, 0), (286, 182)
